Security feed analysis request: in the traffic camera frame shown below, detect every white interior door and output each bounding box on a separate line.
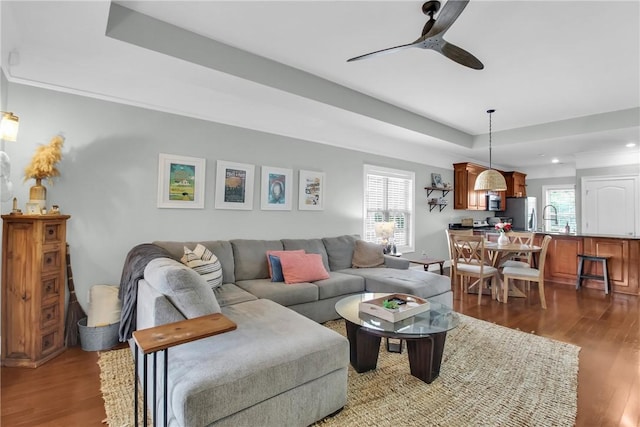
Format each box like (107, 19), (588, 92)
(582, 176), (638, 237)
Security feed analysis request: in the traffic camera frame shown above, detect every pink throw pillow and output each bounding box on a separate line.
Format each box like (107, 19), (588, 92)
(266, 250), (305, 278)
(278, 252), (330, 284)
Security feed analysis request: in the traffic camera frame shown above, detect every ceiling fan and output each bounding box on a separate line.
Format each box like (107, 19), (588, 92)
(347, 0), (483, 70)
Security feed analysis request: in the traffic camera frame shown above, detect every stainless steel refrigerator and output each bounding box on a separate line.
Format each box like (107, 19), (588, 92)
(501, 197), (537, 231)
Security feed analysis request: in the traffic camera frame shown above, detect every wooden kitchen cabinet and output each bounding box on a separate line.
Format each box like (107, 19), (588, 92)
(2, 214), (71, 367)
(504, 171), (527, 197)
(453, 162), (489, 210)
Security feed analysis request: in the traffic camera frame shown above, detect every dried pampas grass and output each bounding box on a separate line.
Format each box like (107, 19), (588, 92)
(24, 134), (65, 181)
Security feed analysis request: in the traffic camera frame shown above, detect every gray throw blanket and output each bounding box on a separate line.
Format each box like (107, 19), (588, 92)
(118, 243), (173, 341)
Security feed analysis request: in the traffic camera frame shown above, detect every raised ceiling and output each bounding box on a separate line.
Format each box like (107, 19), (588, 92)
(2, 1), (639, 177)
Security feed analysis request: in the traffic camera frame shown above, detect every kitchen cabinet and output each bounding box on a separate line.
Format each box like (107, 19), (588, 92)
(504, 172), (527, 197)
(2, 214), (70, 367)
(453, 162), (492, 210)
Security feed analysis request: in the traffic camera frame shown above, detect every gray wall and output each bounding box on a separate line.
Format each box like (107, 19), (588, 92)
(3, 83), (462, 310)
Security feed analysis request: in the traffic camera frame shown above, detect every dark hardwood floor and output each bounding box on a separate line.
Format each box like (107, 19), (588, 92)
(2, 281), (638, 426)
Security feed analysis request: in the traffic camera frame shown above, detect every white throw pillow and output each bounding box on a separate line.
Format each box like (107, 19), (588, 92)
(181, 244), (223, 289)
(87, 285), (121, 327)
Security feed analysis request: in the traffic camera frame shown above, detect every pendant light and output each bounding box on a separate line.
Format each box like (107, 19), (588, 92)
(474, 109), (507, 192)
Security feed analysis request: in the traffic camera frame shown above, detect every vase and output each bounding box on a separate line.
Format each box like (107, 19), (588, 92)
(29, 178), (47, 210)
(498, 232), (509, 245)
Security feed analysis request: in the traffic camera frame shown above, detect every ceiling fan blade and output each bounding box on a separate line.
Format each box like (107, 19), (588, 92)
(434, 40), (484, 69)
(426, 0), (470, 37)
(347, 41), (419, 62)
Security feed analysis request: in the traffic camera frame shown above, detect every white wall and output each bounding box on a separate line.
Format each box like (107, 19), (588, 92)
(3, 82), (465, 310)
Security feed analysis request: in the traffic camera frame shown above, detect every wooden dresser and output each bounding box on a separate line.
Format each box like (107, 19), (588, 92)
(2, 214), (71, 367)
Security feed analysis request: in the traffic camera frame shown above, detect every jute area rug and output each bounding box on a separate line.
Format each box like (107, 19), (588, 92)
(99, 314), (579, 427)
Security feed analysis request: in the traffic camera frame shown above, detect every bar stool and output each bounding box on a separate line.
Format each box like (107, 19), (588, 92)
(576, 254), (610, 294)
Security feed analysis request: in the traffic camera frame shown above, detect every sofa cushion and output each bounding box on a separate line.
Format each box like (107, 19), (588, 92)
(278, 252), (330, 284)
(351, 240), (385, 268)
(235, 278), (319, 306)
(340, 267), (451, 300)
(231, 239), (284, 281)
(153, 240), (236, 284)
(180, 244), (223, 289)
(213, 283), (258, 307)
(165, 299), (348, 426)
(313, 271), (365, 300)
(322, 234), (359, 271)
(281, 238), (330, 272)
(143, 258), (221, 318)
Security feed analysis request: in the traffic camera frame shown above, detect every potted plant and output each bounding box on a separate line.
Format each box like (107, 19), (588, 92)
(23, 134), (64, 210)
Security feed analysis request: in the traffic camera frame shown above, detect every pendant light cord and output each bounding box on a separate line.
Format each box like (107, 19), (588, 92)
(487, 109), (495, 169)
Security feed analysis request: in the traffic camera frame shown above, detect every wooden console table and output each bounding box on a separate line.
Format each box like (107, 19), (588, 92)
(132, 313), (237, 426)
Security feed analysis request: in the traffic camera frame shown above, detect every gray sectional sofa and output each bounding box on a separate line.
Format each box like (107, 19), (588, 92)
(134, 234), (451, 426)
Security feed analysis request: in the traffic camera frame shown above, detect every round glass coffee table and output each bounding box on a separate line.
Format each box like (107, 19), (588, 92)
(335, 293), (459, 384)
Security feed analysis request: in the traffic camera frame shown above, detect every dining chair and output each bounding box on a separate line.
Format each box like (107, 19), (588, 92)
(451, 234), (499, 304)
(502, 235), (552, 308)
(500, 231), (535, 268)
(445, 229), (474, 292)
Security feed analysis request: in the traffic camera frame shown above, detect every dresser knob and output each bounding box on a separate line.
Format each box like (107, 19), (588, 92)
(48, 229), (54, 235)
(46, 313), (52, 320)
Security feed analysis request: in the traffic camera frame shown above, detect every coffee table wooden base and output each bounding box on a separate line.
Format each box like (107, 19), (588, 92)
(344, 320), (447, 384)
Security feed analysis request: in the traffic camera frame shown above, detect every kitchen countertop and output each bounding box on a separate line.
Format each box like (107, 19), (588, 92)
(534, 231), (639, 240)
(450, 226), (639, 240)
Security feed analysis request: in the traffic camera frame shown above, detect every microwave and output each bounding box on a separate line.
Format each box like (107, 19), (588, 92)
(486, 194), (501, 211)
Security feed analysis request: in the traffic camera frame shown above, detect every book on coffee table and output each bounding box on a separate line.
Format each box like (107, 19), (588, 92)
(359, 293), (430, 323)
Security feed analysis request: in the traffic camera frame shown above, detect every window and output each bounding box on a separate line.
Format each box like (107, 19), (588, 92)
(363, 165), (415, 252)
(542, 185), (576, 232)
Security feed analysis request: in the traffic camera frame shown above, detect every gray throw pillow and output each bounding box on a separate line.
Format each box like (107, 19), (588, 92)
(351, 240), (385, 268)
(144, 258), (221, 319)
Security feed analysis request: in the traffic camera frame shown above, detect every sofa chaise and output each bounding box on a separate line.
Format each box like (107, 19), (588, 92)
(132, 234), (452, 426)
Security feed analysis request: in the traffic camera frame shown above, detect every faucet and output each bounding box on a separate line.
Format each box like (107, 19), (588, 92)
(542, 205), (558, 225)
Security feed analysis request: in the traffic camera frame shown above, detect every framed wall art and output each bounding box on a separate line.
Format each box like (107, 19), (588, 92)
(298, 170), (325, 211)
(261, 166), (293, 210)
(157, 153), (205, 209)
(215, 160), (255, 210)
(431, 173), (444, 188)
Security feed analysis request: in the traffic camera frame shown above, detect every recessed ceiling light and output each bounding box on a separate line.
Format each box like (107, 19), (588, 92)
(551, 158), (559, 164)
(626, 143), (637, 148)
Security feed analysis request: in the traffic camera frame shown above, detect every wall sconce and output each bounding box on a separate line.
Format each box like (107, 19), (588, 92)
(0, 112), (20, 142)
(0, 111), (19, 203)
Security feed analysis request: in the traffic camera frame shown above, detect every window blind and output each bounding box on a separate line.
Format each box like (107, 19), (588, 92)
(363, 165), (415, 251)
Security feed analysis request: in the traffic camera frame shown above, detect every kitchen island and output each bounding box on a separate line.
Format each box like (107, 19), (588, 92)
(533, 232), (639, 296)
(465, 228), (639, 295)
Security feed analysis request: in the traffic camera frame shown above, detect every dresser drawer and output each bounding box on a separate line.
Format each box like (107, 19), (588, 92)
(43, 222), (65, 243)
(40, 302), (60, 330)
(40, 328), (62, 356)
(41, 276), (61, 302)
(42, 249), (62, 274)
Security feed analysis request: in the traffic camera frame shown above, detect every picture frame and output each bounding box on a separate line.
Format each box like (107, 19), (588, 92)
(157, 153), (206, 209)
(431, 173), (444, 188)
(298, 170), (325, 210)
(261, 166), (293, 210)
(215, 160), (255, 210)
(26, 202), (41, 215)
